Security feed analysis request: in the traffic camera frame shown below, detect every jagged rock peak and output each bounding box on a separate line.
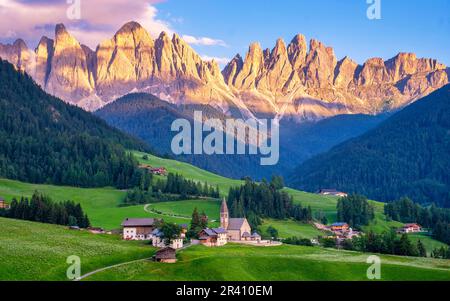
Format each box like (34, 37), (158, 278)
(117, 21), (145, 33)
(13, 39), (28, 49)
(287, 34), (307, 70)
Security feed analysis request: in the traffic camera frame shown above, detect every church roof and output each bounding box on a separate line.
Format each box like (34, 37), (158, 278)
(227, 218), (247, 230)
(220, 199), (229, 213)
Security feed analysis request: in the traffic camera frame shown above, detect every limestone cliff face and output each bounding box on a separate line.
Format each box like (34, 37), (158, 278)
(0, 39), (35, 76)
(0, 22), (448, 120)
(45, 24), (94, 105)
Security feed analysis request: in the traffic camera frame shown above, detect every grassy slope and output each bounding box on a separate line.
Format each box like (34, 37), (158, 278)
(85, 244), (450, 281)
(408, 233), (448, 256)
(134, 151), (242, 195)
(0, 178), (189, 229)
(0, 150), (443, 251)
(0, 217), (153, 281)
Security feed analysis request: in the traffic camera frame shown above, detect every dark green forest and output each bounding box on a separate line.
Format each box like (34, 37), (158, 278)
(0, 192), (90, 228)
(290, 84), (450, 208)
(384, 197), (450, 244)
(227, 177), (313, 229)
(0, 59), (150, 188)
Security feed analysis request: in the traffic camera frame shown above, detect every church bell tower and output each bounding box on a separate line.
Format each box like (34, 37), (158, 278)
(220, 198), (229, 229)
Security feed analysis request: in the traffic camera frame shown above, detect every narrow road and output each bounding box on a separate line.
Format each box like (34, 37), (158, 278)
(75, 257), (152, 281)
(143, 204), (191, 220)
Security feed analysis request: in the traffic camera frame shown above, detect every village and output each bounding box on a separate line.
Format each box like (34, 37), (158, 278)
(121, 199), (281, 263)
(0, 187), (428, 264)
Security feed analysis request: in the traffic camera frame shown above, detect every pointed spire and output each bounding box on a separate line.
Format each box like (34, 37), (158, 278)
(220, 197), (229, 214)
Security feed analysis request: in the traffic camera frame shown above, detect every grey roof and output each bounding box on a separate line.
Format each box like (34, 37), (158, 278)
(203, 228), (216, 236)
(227, 218), (247, 230)
(251, 232), (261, 237)
(155, 247), (176, 259)
(212, 227), (227, 234)
(242, 232), (250, 237)
(121, 218), (156, 227)
(331, 222), (348, 227)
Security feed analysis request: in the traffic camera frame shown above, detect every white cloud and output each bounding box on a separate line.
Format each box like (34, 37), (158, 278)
(183, 35), (227, 47)
(0, 0), (227, 50)
(201, 55), (230, 65)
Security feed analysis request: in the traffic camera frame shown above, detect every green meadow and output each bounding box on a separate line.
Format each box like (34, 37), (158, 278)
(84, 244), (450, 281)
(0, 217), (152, 281)
(0, 151), (446, 260)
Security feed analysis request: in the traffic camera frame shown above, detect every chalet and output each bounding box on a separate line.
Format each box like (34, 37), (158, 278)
(151, 228), (184, 249)
(330, 222), (349, 232)
(317, 189), (348, 197)
(199, 228), (228, 247)
(0, 197), (10, 209)
(220, 199), (252, 241)
(398, 223), (422, 234)
(150, 167), (168, 176)
(121, 218), (158, 240)
(154, 247), (177, 263)
(88, 227), (105, 234)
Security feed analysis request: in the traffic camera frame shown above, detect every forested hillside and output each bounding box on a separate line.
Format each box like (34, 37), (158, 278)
(96, 93), (387, 180)
(0, 59), (150, 188)
(289, 85), (450, 207)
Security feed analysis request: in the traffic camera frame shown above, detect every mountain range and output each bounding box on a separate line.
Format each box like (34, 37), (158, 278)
(1, 22), (449, 121)
(289, 84), (450, 207)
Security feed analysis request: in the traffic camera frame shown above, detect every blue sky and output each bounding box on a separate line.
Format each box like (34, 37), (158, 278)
(1, 0), (449, 66)
(156, 0), (450, 66)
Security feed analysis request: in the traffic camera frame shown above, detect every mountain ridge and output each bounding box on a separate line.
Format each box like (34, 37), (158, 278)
(288, 84), (450, 207)
(1, 22), (448, 120)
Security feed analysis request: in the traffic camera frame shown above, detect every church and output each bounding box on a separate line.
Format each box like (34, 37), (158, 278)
(220, 199), (253, 241)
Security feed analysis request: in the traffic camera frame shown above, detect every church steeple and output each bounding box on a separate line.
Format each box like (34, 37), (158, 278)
(220, 198), (229, 229)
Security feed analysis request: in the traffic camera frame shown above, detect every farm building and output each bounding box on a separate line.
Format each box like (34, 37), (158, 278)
(0, 197), (9, 209)
(151, 228), (184, 249)
(138, 164), (168, 176)
(121, 218), (158, 240)
(330, 222), (349, 232)
(199, 228), (228, 247)
(154, 247), (177, 263)
(398, 223), (423, 234)
(317, 189), (348, 197)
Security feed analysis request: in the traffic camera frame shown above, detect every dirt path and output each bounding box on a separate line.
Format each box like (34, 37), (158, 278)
(75, 257), (151, 281)
(143, 204), (191, 220)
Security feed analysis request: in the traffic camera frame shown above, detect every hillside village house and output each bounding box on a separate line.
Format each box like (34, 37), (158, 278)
(398, 223), (423, 234)
(122, 218), (158, 240)
(330, 222), (349, 232)
(317, 189), (348, 197)
(0, 197), (10, 209)
(151, 228), (184, 249)
(199, 228), (228, 247)
(154, 247), (177, 263)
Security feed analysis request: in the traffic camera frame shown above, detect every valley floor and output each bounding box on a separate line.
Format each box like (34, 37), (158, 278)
(1, 218), (449, 281)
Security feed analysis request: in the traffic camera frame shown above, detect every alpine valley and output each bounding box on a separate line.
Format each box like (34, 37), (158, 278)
(0, 8), (450, 284)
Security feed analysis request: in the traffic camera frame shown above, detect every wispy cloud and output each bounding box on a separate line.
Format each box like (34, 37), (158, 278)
(183, 35), (227, 47)
(201, 55), (230, 65)
(0, 0), (227, 51)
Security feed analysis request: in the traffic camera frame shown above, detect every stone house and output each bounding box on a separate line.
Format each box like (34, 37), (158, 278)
(121, 218), (158, 240)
